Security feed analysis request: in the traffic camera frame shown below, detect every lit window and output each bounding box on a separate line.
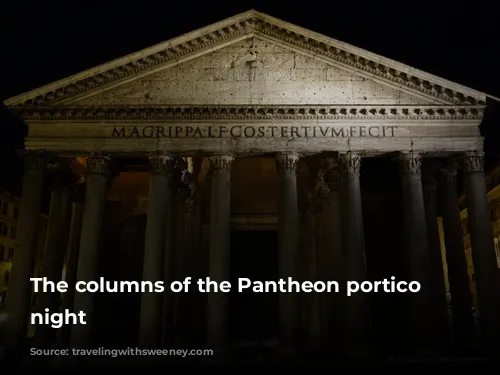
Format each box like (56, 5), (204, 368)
(7, 248), (13, 262)
(495, 237), (500, 269)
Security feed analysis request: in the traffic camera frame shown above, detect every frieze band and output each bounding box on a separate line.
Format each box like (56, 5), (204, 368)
(111, 124), (397, 139)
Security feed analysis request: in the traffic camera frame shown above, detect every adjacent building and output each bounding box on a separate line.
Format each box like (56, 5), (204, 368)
(438, 163), (500, 308)
(0, 190), (47, 306)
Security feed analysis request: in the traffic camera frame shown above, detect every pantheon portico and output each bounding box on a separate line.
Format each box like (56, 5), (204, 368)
(3, 10), (500, 360)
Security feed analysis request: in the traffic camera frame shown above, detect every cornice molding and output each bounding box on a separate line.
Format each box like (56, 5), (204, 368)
(12, 104), (485, 121)
(3, 12), (489, 108)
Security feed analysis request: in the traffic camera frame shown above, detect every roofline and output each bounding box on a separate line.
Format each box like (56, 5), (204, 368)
(4, 9), (498, 106)
(255, 11), (496, 102)
(4, 10), (256, 106)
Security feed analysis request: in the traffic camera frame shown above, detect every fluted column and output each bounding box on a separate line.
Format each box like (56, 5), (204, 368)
(5, 152), (49, 352)
(33, 168), (73, 348)
(275, 152), (300, 353)
(461, 151), (500, 346)
(339, 151), (369, 355)
(207, 154), (233, 352)
(57, 181), (85, 348)
(399, 151), (435, 353)
(422, 163), (450, 347)
(438, 163), (475, 351)
(69, 155), (111, 350)
(139, 153), (174, 348)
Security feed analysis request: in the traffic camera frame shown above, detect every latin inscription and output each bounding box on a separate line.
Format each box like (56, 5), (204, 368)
(111, 125), (397, 138)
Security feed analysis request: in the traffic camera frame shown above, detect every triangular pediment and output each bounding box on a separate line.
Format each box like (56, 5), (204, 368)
(4, 10), (493, 107)
(70, 37), (434, 106)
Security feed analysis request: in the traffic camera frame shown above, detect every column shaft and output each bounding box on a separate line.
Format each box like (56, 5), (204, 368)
(34, 178), (71, 348)
(318, 157), (342, 343)
(69, 156), (110, 349)
(207, 154), (233, 350)
(461, 151), (500, 345)
(339, 151), (369, 354)
(5, 153), (47, 352)
(162, 179), (178, 348)
(303, 193), (320, 347)
(422, 168), (450, 346)
(57, 184), (85, 348)
(276, 152), (300, 352)
(439, 165), (475, 350)
(139, 154), (173, 347)
(399, 152), (435, 353)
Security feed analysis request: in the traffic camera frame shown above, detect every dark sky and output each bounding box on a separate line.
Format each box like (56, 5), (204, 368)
(0, 1), (499, 194)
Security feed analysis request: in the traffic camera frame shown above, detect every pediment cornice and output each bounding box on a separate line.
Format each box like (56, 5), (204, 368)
(13, 104), (485, 121)
(4, 10), (491, 107)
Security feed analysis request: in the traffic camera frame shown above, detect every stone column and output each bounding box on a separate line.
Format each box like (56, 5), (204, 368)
(57, 182), (85, 348)
(161, 166), (179, 348)
(461, 151), (500, 346)
(318, 156), (342, 345)
(33, 168), (72, 348)
(173, 185), (188, 346)
(275, 152), (300, 353)
(190, 187), (205, 345)
(69, 155), (110, 350)
(438, 163), (475, 350)
(339, 151), (370, 355)
(5, 152), (48, 352)
(302, 191), (320, 348)
(399, 151), (435, 354)
(422, 163), (450, 347)
(207, 154), (233, 352)
(139, 153), (174, 348)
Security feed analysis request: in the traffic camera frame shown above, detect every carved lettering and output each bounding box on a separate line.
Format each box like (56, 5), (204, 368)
(110, 125), (399, 139)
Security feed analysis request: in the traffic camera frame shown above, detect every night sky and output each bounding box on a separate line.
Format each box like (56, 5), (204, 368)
(1, 1), (499, 196)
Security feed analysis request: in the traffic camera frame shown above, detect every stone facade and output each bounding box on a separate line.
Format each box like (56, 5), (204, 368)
(3, 9), (500, 362)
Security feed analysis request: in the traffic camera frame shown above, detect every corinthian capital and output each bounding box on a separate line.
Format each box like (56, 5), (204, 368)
(148, 153), (175, 176)
(339, 151), (363, 175)
(86, 154), (111, 175)
(210, 154), (234, 175)
(461, 151), (484, 173)
(276, 152), (299, 174)
(399, 151), (422, 176)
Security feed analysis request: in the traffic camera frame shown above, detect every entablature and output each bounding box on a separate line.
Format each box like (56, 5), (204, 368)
(12, 104), (485, 121)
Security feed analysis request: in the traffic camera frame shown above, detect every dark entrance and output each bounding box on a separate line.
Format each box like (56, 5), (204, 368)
(230, 230), (279, 344)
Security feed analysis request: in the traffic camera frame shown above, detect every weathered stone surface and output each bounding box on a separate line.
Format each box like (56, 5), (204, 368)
(75, 38), (432, 106)
(4, 11), (489, 156)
